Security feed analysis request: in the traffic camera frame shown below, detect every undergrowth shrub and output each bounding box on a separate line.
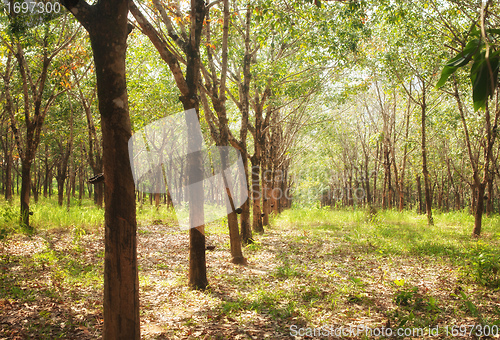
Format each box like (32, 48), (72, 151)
(470, 252), (500, 288)
(0, 205), (18, 241)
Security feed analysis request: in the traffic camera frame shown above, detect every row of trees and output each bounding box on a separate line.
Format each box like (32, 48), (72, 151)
(294, 0), (500, 238)
(1, 0), (363, 338)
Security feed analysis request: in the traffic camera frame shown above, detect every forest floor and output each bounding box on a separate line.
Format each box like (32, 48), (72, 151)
(1, 208), (500, 339)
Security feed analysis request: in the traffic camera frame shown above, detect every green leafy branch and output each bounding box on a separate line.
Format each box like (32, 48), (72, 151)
(437, 28), (500, 111)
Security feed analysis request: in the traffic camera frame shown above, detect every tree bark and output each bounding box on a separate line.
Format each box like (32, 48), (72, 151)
(61, 0), (140, 338)
(220, 148), (246, 264)
(239, 156), (253, 244)
(486, 170), (494, 216)
(251, 159), (263, 233)
(56, 140), (71, 207)
(1, 130), (13, 201)
(179, 0), (208, 290)
(420, 86), (433, 225)
(473, 183), (486, 236)
(93, 29), (140, 340)
(262, 165), (271, 227)
(43, 144), (51, 198)
(416, 174), (423, 214)
(4, 152), (12, 201)
(20, 160), (31, 227)
(398, 94), (411, 211)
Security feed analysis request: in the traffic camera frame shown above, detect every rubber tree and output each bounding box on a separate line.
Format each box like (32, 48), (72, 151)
(129, 0), (209, 290)
(60, 0), (140, 338)
(199, 0), (246, 264)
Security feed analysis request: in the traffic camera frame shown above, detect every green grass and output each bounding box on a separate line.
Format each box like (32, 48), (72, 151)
(0, 194), (231, 235)
(0, 196), (104, 232)
(273, 207), (500, 295)
(275, 207), (500, 261)
(0, 194), (260, 239)
(136, 204), (177, 227)
(0, 195), (183, 232)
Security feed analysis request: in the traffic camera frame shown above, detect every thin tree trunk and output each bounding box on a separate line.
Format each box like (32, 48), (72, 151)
(32, 160), (39, 203)
(20, 160), (31, 228)
(398, 94), (411, 211)
(251, 159), (263, 233)
(5, 152), (12, 201)
(420, 86), (433, 225)
(416, 175), (423, 214)
(43, 145), (50, 198)
(473, 183), (486, 236)
(57, 175), (65, 206)
(486, 172), (494, 216)
(240, 156), (252, 244)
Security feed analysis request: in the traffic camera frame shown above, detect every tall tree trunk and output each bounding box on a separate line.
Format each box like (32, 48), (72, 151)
(62, 0), (141, 338)
(57, 174), (65, 206)
(251, 159), (263, 233)
(66, 167), (72, 209)
(71, 167), (76, 198)
(473, 183), (486, 236)
(373, 142), (380, 206)
(262, 180), (270, 227)
(182, 0), (208, 290)
(416, 174), (423, 214)
(398, 95), (411, 211)
(129, 0), (208, 290)
(364, 153), (371, 204)
(486, 172), (494, 216)
(20, 160), (31, 228)
(219, 148), (246, 264)
(217, 3), (254, 244)
(56, 138), (72, 207)
(43, 145), (50, 198)
(240, 156), (252, 244)
(32, 160), (39, 203)
(79, 165), (84, 200)
(182, 106), (207, 289)
(0, 57), (14, 201)
(93, 29), (140, 340)
(4, 151), (12, 201)
(420, 89), (433, 225)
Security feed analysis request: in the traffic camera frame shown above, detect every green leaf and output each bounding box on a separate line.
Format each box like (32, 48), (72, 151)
(470, 52), (500, 111)
(436, 39), (481, 88)
(436, 65), (460, 88)
(487, 28), (500, 36)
